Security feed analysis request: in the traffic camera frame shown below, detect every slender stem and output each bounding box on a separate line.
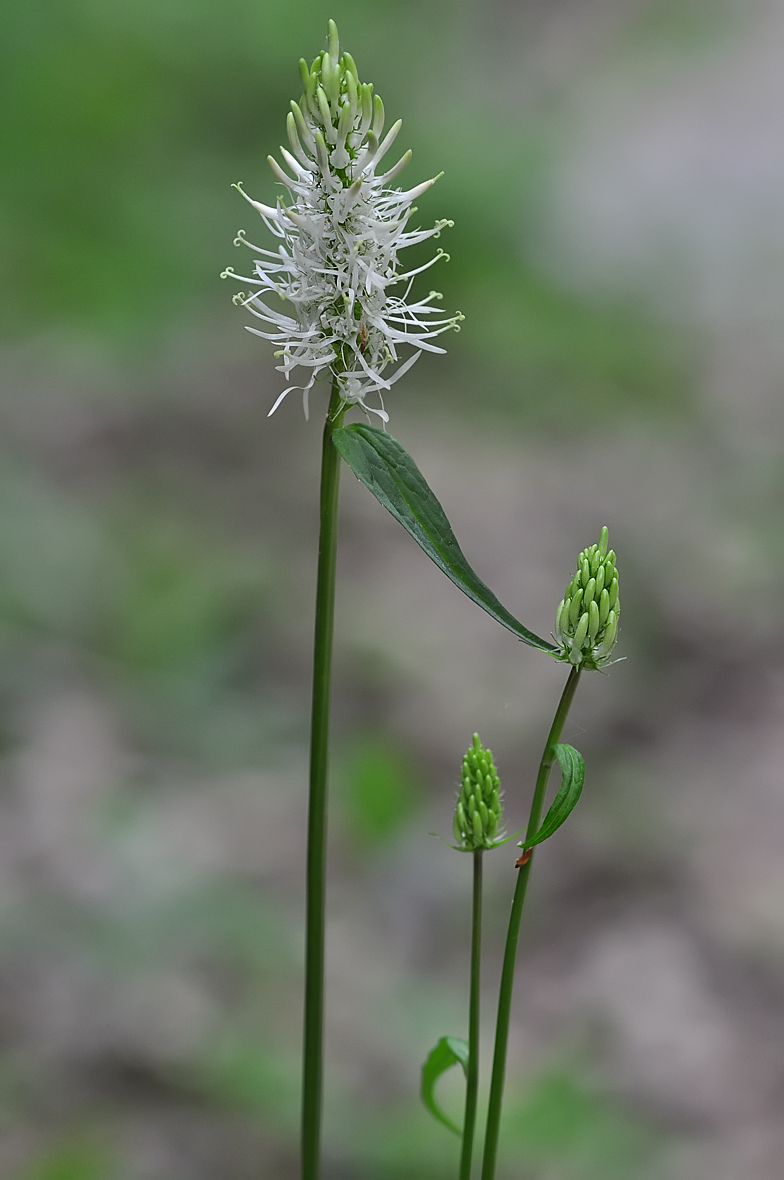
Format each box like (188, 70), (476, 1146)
(302, 378), (346, 1180)
(480, 666), (582, 1180)
(459, 849), (484, 1180)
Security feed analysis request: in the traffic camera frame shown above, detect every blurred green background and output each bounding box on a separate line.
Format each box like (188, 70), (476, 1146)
(3, 1), (784, 1177)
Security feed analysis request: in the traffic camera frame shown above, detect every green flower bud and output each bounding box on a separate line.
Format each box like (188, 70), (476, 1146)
(291, 100), (316, 154)
(569, 587), (583, 626)
(327, 18), (340, 64)
(599, 587), (610, 625)
(373, 94), (385, 138)
(287, 112), (310, 167)
(453, 734), (504, 851)
(608, 576), (619, 610)
(316, 85), (334, 135)
(554, 527), (621, 670)
(342, 51), (359, 81)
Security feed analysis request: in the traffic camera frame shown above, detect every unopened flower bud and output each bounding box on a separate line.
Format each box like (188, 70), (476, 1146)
(453, 734), (504, 851)
(554, 526), (621, 670)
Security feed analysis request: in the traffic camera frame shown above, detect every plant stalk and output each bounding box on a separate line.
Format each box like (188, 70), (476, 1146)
(459, 849), (484, 1180)
(302, 378), (346, 1180)
(480, 666), (582, 1180)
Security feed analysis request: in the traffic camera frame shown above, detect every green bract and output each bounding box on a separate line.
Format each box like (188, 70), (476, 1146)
(453, 734), (504, 851)
(554, 526), (620, 670)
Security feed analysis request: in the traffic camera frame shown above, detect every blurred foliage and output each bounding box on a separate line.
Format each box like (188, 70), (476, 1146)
(503, 1068), (660, 1179)
(0, 0), (696, 424)
(19, 1132), (115, 1180)
(339, 733), (419, 848)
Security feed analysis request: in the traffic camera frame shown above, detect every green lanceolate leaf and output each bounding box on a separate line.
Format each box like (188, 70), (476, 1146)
(520, 743), (585, 850)
(332, 424), (557, 654)
(421, 1035), (469, 1135)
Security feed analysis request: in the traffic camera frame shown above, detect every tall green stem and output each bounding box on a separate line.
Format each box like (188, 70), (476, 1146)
(480, 666), (582, 1180)
(302, 378), (346, 1180)
(459, 849), (483, 1180)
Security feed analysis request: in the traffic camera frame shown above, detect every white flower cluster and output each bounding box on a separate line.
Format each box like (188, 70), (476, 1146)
(222, 20), (462, 421)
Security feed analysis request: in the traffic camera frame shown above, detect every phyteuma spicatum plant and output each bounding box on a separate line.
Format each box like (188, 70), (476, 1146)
(222, 18), (461, 422)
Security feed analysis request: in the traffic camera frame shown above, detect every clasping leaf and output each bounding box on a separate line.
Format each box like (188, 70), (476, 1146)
(520, 743), (585, 851)
(420, 1035), (469, 1135)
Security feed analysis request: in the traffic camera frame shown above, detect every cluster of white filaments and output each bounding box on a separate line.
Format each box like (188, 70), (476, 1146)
(221, 21), (462, 420)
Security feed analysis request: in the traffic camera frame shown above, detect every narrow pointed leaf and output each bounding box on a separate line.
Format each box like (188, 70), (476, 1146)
(520, 743), (585, 850)
(332, 424), (557, 654)
(420, 1035), (469, 1135)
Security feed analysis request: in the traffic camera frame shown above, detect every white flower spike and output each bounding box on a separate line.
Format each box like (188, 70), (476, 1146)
(222, 20), (462, 421)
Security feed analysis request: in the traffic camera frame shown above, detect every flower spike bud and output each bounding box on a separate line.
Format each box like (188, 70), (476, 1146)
(568, 587), (583, 626)
(298, 58), (311, 95)
(313, 130), (331, 175)
(599, 587), (610, 625)
(286, 112), (310, 167)
(345, 68), (358, 117)
(554, 527), (621, 670)
(554, 597), (567, 641)
(315, 86), (338, 141)
(373, 119), (402, 167)
(280, 146), (308, 178)
(372, 94), (385, 138)
(330, 100), (354, 169)
(268, 155), (297, 189)
(358, 84), (374, 137)
(608, 576), (619, 610)
(327, 18), (340, 65)
(290, 101), (316, 154)
(377, 148), (412, 185)
(453, 734), (504, 851)
(355, 130), (379, 174)
(322, 50), (340, 107)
